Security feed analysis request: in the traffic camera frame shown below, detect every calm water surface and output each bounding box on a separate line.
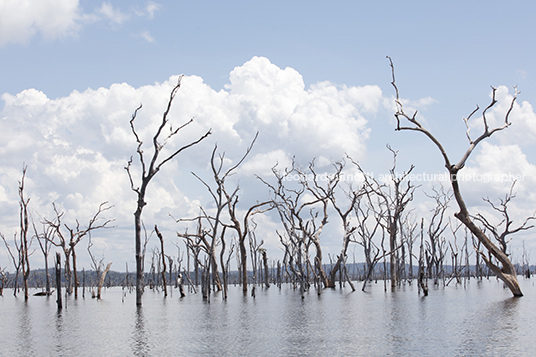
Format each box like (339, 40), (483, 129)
(1, 278), (535, 356)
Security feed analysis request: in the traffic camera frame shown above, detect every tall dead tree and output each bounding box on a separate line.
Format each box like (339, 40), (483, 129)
(388, 57), (524, 296)
(475, 180), (536, 256)
(125, 76), (211, 306)
(18, 166), (31, 301)
(0, 166), (32, 299)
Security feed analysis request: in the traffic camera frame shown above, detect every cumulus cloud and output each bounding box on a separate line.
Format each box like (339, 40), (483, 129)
(0, 57), (382, 267)
(0, 0), (81, 45)
(458, 142), (536, 221)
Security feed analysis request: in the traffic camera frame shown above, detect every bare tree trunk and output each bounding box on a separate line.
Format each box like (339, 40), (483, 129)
(97, 262), (113, 299)
(155, 225), (167, 297)
(389, 222), (397, 289)
(418, 219), (428, 296)
(55, 253), (62, 309)
(72, 245), (79, 298)
(262, 250), (270, 289)
(18, 166), (31, 301)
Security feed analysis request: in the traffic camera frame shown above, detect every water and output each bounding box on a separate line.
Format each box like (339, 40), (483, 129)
(1, 279), (535, 356)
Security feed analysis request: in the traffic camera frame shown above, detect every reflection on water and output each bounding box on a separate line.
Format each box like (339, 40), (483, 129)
(1, 279), (535, 356)
(132, 307), (149, 357)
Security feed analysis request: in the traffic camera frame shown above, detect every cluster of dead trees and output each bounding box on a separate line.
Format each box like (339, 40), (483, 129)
(1, 63), (533, 306)
(143, 63), (533, 302)
(0, 165), (114, 306)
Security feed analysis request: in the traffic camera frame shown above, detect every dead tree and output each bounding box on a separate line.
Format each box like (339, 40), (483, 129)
(0, 266), (6, 296)
(261, 248), (270, 288)
(521, 240), (531, 278)
(45, 202), (113, 298)
(417, 219), (428, 296)
(55, 252), (62, 309)
(388, 57), (523, 296)
(424, 186), (452, 285)
(225, 199), (272, 293)
(308, 160), (364, 288)
(0, 166), (33, 299)
(248, 224), (265, 297)
(352, 195), (384, 291)
(97, 262), (113, 299)
(401, 212), (419, 281)
(33, 221), (54, 295)
(351, 148), (416, 289)
(219, 228), (235, 299)
(154, 225), (168, 297)
(18, 166), (32, 301)
(1, 232), (21, 296)
(125, 76), (211, 306)
(259, 161), (331, 290)
(475, 180), (536, 256)
(448, 221), (464, 285)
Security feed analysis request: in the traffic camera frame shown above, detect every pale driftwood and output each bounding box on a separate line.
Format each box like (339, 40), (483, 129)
(97, 262), (112, 299)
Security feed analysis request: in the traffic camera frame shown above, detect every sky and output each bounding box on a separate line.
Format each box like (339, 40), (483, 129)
(1, 0), (536, 272)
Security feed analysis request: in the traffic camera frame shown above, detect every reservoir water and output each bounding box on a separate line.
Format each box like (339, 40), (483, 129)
(1, 278), (535, 356)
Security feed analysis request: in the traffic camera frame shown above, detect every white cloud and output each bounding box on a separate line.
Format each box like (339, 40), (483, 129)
(99, 2), (129, 25)
(0, 1), (161, 46)
(139, 30), (155, 43)
(0, 0), (81, 45)
(461, 142), (536, 207)
(145, 1), (160, 19)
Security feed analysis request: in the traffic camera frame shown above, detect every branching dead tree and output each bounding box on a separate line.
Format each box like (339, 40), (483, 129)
(259, 160), (331, 291)
(45, 202), (113, 298)
(425, 186), (452, 285)
(1, 232), (21, 296)
(125, 76), (211, 305)
(351, 148), (416, 289)
(388, 56), (523, 296)
(0, 266), (6, 296)
(1, 166), (33, 299)
(475, 180), (536, 256)
(309, 160), (364, 288)
(225, 199), (272, 293)
(33, 221), (54, 295)
(401, 212), (419, 281)
(352, 195), (384, 291)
